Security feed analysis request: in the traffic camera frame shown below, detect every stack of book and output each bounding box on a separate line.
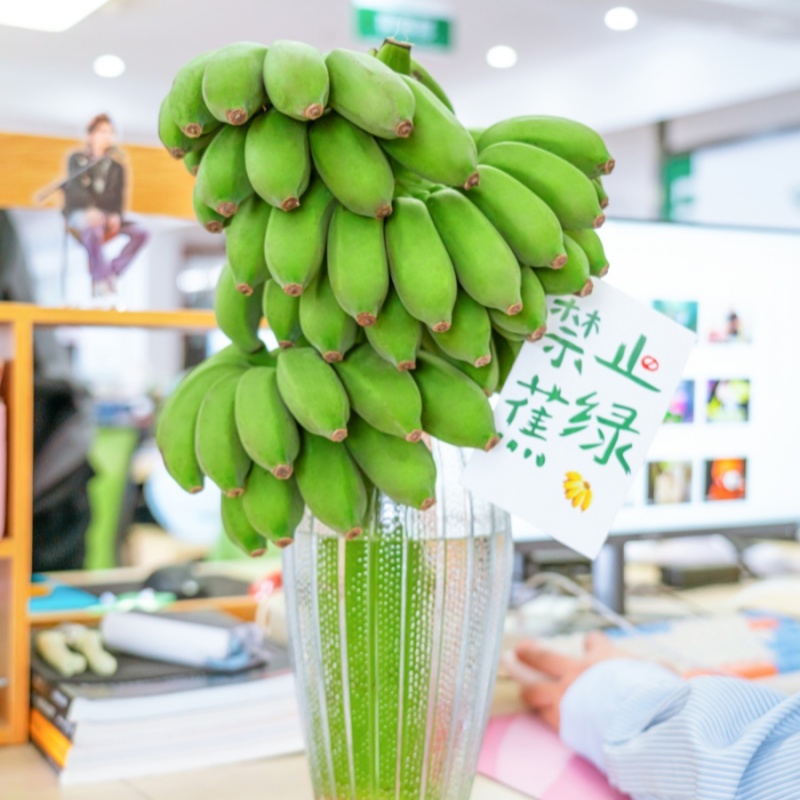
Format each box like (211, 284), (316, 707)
(29, 619), (303, 785)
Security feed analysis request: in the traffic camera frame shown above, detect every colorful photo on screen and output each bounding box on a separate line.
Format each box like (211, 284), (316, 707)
(704, 302), (753, 344)
(706, 379), (750, 423)
(647, 461), (692, 505)
(664, 380), (695, 423)
(705, 458), (747, 502)
(652, 300), (699, 332)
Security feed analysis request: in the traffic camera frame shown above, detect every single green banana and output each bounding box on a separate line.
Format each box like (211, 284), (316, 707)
(234, 366), (300, 479)
(276, 347), (350, 440)
(202, 42), (268, 125)
(157, 361), (245, 493)
(195, 372), (252, 497)
(333, 343), (423, 441)
(489, 267), (548, 341)
(385, 196), (457, 332)
(263, 40), (329, 121)
(195, 123), (252, 217)
(477, 115), (615, 178)
(426, 188), (522, 315)
(381, 76), (478, 189)
(158, 94), (195, 158)
(420, 329), (498, 397)
(168, 50), (221, 138)
(183, 147), (204, 176)
(592, 177), (609, 209)
(346, 415), (435, 510)
(564, 228), (609, 277)
(264, 177), (335, 295)
(226, 195), (271, 294)
(294, 431), (367, 538)
(327, 204), (389, 326)
(463, 164), (567, 268)
(192, 179), (225, 233)
(221, 494), (268, 557)
(413, 351), (499, 451)
(364, 286), (421, 371)
(214, 263), (263, 353)
(534, 234), (593, 297)
(326, 49), (415, 139)
(262, 279), (302, 347)
(432, 289), (492, 367)
(298, 270), (358, 363)
(374, 37), (412, 75)
(309, 113), (394, 219)
(242, 466), (304, 548)
(410, 57), (455, 113)
(479, 142), (605, 230)
(245, 109), (310, 211)
(494, 334), (523, 391)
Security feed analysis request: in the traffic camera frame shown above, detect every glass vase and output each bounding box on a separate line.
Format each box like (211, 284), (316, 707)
(283, 440), (513, 800)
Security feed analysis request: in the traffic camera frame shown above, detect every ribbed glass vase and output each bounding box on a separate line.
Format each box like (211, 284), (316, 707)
(283, 440), (513, 800)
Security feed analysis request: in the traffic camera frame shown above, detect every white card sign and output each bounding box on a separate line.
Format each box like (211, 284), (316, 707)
(462, 280), (696, 559)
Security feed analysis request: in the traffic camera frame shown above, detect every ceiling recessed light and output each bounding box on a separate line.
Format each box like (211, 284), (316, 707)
(486, 45), (518, 69)
(604, 7), (639, 32)
(0, 0), (110, 33)
(93, 54), (126, 78)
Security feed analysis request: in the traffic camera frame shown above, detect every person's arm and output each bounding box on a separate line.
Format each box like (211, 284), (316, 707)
(62, 153), (94, 217)
(517, 637), (800, 800)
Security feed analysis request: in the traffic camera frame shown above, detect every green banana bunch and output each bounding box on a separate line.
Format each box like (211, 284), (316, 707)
(202, 42), (268, 125)
(477, 115), (615, 178)
(263, 40), (329, 121)
(245, 109), (311, 211)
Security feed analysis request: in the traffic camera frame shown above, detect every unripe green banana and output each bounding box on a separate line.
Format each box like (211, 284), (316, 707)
(263, 279), (302, 347)
(479, 142), (605, 230)
(385, 196), (457, 331)
(295, 431), (367, 538)
(226, 195), (271, 294)
(364, 286), (422, 371)
(534, 234), (593, 297)
(263, 40), (329, 121)
(245, 109), (310, 211)
(327, 204), (389, 326)
(489, 267), (548, 342)
(421, 329), (498, 397)
(276, 347), (350, 440)
(592, 177), (609, 209)
(494, 334), (523, 391)
(221, 494), (268, 557)
(477, 116), (615, 178)
(157, 361), (244, 494)
(432, 289), (492, 367)
(242, 466), (304, 548)
(195, 123), (252, 217)
(410, 57), (455, 113)
(168, 50), (220, 138)
(413, 351), (499, 451)
(463, 165), (567, 269)
(333, 343), (423, 441)
(192, 179), (226, 234)
(183, 147), (204, 176)
(326, 49), (415, 139)
(264, 177), (335, 295)
(381, 76), (478, 189)
(467, 128), (485, 145)
(426, 188), (522, 315)
(309, 113), (394, 219)
(202, 42), (268, 125)
(158, 94), (194, 158)
(214, 262), (263, 353)
(298, 270), (358, 363)
(346, 415), (435, 510)
(195, 372), (252, 497)
(235, 366), (300, 479)
(565, 228), (609, 277)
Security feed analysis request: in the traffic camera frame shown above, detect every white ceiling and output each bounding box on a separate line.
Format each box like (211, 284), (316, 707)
(2, 0), (800, 144)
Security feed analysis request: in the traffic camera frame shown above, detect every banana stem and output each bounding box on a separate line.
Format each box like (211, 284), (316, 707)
(376, 38), (412, 75)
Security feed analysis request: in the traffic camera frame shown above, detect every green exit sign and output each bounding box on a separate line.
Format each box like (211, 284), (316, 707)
(353, 4), (453, 50)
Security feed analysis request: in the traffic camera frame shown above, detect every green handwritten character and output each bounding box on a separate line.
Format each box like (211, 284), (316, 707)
(560, 392), (600, 436)
(519, 406), (553, 441)
(580, 404), (640, 474)
(595, 334), (661, 393)
(516, 375), (570, 406)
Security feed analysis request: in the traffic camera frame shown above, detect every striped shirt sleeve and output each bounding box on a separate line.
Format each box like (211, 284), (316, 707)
(560, 658), (800, 800)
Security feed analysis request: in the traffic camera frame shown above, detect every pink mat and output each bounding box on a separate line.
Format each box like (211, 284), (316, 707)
(478, 713), (630, 800)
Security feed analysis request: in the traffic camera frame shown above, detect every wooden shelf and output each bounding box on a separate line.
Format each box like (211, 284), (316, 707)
(0, 539), (16, 558)
(0, 304), (217, 330)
